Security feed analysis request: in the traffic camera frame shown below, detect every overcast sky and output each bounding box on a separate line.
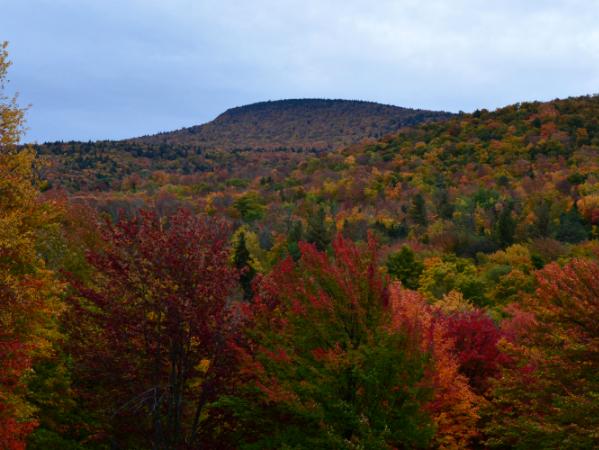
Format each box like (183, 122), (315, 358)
(2, 0), (599, 143)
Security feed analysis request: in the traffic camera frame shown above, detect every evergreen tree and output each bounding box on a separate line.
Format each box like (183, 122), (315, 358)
(233, 231), (256, 300)
(532, 199), (552, 237)
(409, 193), (428, 227)
(386, 246), (424, 290)
(434, 187), (454, 220)
(286, 220), (304, 261)
(556, 205), (589, 243)
(494, 203), (516, 248)
(306, 207), (331, 251)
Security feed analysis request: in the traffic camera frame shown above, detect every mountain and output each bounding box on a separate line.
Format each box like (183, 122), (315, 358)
(33, 99), (452, 191)
(37, 94), (599, 256)
(132, 99), (453, 151)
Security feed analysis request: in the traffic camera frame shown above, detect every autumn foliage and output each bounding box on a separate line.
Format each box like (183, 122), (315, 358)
(484, 258), (599, 449)
(65, 209), (237, 448)
(389, 284), (480, 449)
(444, 310), (508, 394)
(0, 42), (64, 449)
(2, 38), (599, 450)
(220, 236), (490, 449)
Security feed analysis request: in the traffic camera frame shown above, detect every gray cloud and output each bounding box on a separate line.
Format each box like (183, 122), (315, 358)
(2, 0), (599, 142)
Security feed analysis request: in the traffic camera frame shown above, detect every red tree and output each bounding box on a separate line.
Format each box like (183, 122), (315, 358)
(66, 209), (237, 448)
(444, 310), (509, 394)
(222, 236), (437, 449)
(484, 258), (599, 448)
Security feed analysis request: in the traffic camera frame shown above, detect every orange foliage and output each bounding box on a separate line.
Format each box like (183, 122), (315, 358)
(389, 283), (480, 449)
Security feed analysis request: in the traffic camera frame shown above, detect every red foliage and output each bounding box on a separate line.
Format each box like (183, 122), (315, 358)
(445, 310), (509, 394)
(483, 258), (599, 447)
(0, 337), (37, 450)
(66, 209), (237, 448)
(0, 414), (37, 450)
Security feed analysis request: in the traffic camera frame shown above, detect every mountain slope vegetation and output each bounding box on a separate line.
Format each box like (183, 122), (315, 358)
(133, 98), (453, 150)
(3, 38), (599, 448)
(33, 99), (451, 191)
(40, 94), (599, 256)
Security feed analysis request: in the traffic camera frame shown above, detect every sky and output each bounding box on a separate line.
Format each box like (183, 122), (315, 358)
(2, 0), (599, 143)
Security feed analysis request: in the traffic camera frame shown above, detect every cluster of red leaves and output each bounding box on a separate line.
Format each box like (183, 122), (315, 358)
(0, 335), (36, 450)
(65, 209), (237, 448)
(444, 310), (510, 394)
(232, 235), (388, 402)
(0, 414), (36, 450)
(483, 258), (599, 448)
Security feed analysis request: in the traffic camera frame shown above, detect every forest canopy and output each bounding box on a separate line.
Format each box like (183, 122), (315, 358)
(1, 41), (599, 449)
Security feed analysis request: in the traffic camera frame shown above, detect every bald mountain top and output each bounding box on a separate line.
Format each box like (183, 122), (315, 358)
(133, 99), (452, 151)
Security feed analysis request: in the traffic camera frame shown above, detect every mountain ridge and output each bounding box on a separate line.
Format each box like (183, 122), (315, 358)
(130, 98), (453, 151)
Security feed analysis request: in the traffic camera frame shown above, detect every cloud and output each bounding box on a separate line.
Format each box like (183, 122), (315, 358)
(2, 0), (599, 141)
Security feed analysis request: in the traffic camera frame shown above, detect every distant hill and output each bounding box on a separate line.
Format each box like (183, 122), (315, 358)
(132, 99), (453, 151)
(33, 98), (452, 191)
(35, 95), (599, 255)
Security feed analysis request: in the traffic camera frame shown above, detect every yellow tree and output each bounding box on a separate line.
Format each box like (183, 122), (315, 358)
(0, 41), (63, 449)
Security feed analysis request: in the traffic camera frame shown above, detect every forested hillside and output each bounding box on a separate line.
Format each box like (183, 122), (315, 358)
(2, 39), (599, 449)
(134, 99), (452, 149)
(40, 94), (599, 256)
(32, 99), (451, 191)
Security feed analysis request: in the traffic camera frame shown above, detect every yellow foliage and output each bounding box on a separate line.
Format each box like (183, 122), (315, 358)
(230, 225), (268, 272)
(487, 244), (532, 270)
(1, 44), (65, 435)
(435, 290), (475, 315)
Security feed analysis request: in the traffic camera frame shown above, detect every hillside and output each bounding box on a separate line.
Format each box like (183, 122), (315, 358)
(46, 95), (599, 259)
(33, 99), (451, 191)
(133, 99), (453, 151)
(18, 92), (599, 449)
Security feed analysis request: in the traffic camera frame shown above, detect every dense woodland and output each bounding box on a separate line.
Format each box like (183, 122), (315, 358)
(2, 42), (599, 449)
(33, 99), (451, 192)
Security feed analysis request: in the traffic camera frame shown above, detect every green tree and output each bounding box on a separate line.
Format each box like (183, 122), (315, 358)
(286, 219), (304, 261)
(306, 207), (331, 251)
(409, 193), (428, 227)
(434, 187), (454, 220)
(220, 237), (435, 449)
(385, 246), (423, 290)
(556, 205), (589, 243)
(494, 202), (516, 248)
(233, 231), (256, 300)
(234, 193), (265, 223)
(419, 256), (487, 306)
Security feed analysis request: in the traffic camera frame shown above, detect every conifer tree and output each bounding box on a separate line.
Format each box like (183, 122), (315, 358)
(306, 207), (331, 251)
(494, 203), (516, 248)
(286, 220), (304, 261)
(233, 231), (256, 300)
(385, 245), (423, 290)
(409, 193), (428, 227)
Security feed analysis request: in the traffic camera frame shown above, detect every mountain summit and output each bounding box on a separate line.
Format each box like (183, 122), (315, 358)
(133, 99), (452, 151)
